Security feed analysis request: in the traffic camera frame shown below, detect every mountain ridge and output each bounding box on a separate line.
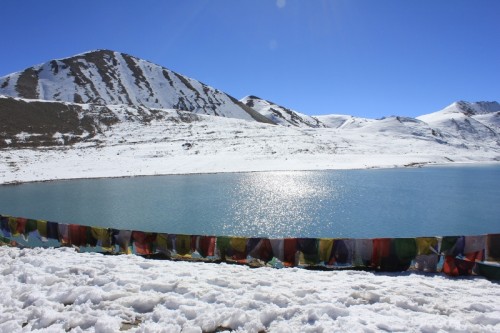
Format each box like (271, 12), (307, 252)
(0, 50), (274, 124)
(240, 95), (326, 128)
(1, 49), (498, 127)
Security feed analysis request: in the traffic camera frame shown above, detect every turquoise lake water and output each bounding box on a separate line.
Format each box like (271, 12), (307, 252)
(1, 165), (499, 238)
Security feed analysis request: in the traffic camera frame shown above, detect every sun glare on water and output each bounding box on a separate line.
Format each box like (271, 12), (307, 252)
(225, 171), (340, 237)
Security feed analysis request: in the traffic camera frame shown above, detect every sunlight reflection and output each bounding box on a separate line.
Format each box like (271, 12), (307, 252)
(225, 171), (341, 238)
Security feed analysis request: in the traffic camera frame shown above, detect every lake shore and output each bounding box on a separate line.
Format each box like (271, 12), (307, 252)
(2, 145), (499, 185)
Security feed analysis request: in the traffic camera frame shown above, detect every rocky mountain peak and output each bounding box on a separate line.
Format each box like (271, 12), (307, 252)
(451, 101), (500, 116)
(240, 95), (325, 128)
(0, 50), (274, 124)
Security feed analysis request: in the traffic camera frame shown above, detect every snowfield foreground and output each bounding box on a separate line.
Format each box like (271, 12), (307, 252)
(1, 246), (499, 333)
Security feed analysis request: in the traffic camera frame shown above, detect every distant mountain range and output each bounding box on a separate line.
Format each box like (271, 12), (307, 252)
(0, 50), (499, 183)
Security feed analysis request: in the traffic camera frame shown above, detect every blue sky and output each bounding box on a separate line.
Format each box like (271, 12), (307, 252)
(1, 0), (499, 118)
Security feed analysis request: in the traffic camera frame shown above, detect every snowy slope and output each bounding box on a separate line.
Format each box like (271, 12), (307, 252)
(241, 95), (377, 130)
(314, 114), (375, 129)
(0, 50), (273, 124)
(1, 96), (500, 184)
(354, 116), (435, 138)
(417, 101), (500, 142)
(241, 95), (325, 128)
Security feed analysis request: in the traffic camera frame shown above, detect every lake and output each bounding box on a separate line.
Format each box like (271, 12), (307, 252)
(1, 165), (499, 238)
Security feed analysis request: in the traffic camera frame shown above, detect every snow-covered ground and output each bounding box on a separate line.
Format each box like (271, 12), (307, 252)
(1, 104), (499, 184)
(1, 246), (499, 333)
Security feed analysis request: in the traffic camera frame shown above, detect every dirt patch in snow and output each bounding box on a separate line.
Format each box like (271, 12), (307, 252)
(0, 98), (103, 148)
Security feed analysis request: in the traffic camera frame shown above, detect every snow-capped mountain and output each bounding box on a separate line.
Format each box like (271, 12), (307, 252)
(240, 95), (325, 128)
(0, 50), (273, 124)
(241, 95), (499, 145)
(417, 101), (500, 142)
(314, 114), (375, 129)
(241, 95), (373, 129)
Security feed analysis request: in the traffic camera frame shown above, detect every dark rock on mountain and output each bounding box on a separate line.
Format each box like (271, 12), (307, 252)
(0, 96), (201, 148)
(240, 95), (325, 128)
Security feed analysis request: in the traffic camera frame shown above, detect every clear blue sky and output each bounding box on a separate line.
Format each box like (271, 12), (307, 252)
(1, 0), (499, 118)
